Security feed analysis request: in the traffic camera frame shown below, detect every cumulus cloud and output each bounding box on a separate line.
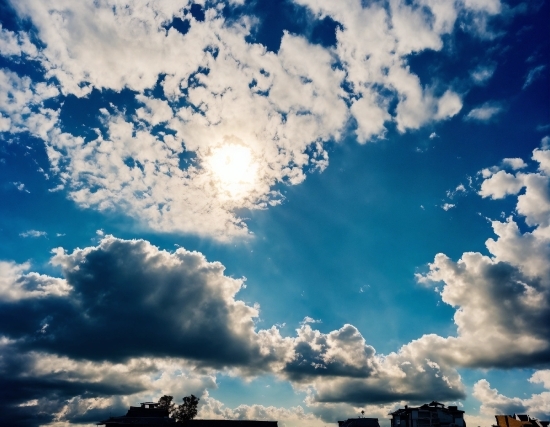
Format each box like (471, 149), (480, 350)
(0, 237), (469, 422)
(465, 101), (503, 122)
(0, 68), (59, 140)
(416, 144), (550, 368)
(473, 371), (550, 423)
(198, 393), (321, 427)
(502, 158), (527, 170)
(282, 324), (465, 405)
(0, 238), (456, 427)
(0, 341), (218, 425)
(0, 24), (39, 58)
(0, 0), (505, 239)
(0, 260), (71, 300)
(0, 236), (293, 369)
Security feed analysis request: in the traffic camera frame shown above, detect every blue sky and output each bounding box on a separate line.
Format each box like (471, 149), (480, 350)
(0, 0), (549, 426)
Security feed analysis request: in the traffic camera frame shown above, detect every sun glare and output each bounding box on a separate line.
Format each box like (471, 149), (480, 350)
(205, 143), (259, 200)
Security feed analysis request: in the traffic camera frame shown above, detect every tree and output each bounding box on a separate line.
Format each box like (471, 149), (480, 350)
(173, 394), (200, 422)
(158, 395), (175, 415)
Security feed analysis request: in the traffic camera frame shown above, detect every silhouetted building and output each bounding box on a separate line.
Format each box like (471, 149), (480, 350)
(97, 402), (278, 427)
(338, 418), (381, 427)
(390, 401), (465, 427)
(494, 414), (549, 427)
(180, 423), (277, 426)
(98, 402), (175, 426)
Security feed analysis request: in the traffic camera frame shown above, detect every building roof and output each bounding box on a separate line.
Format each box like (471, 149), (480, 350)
(97, 417), (174, 425)
(338, 418), (381, 427)
(495, 414), (549, 427)
(181, 422), (278, 426)
(390, 402), (465, 416)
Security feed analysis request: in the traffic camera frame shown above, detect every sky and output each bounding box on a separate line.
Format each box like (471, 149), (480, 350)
(0, 0), (549, 426)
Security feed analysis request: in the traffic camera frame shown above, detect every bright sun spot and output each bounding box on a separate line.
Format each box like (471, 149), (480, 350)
(205, 143), (259, 200)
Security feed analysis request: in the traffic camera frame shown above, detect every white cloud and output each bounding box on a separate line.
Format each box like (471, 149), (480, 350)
(0, 236), (467, 411)
(0, 260), (71, 300)
(479, 152), (550, 231)
(471, 64), (496, 85)
(19, 229), (47, 238)
(12, 181), (30, 193)
(442, 203), (456, 211)
(436, 90), (463, 120)
(502, 158), (527, 170)
(523, 65), (546, 90)
(416, 145), (550, 368)
(0, 0), (487, 239)
(0, 69), (59, 140)
(465, 101), (503, 122)
(198, 393), (321, 427)
(531, 370), (550, 389)
(283, 324), (466, 405)
(533, 146), (550, 175)
(478, 170), (524, 198)
(0, 24), (39, 58)
(463, 0), (502, 14)
(300, 316), (322, 325)
(473, 372), (550, 422)
(135, 95), (173, 126)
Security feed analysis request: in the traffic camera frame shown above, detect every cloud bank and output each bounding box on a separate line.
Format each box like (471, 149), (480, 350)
(0, 0), (507, 239)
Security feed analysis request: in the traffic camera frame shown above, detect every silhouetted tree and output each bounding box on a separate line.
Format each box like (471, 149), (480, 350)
(173, 394), (200, 422)
(158, 395), (175, 415)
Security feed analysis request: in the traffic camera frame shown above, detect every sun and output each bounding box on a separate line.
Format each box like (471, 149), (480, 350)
(204, 143), (259, 200)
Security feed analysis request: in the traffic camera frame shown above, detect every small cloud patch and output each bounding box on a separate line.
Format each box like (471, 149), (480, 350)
(465, 102), (503, 122)
(19, 230), (47, 238)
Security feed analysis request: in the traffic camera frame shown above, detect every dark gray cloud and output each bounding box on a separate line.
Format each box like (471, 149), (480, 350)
(281, 324), (466, 406)
(0, 236), (277, 368)
(0, 344), (137, 427)
(283, 324), (378, 381)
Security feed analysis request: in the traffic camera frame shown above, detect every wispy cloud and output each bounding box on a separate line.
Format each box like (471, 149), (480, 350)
(471, 64), (496, 85)
(523, 65), (546, 89)
(300, 316), (322, 325)
(465, 101), (503, 122)
(19, 230), (47, 238)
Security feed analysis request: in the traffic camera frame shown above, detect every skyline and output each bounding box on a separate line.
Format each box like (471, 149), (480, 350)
(0, 0), (549, 426)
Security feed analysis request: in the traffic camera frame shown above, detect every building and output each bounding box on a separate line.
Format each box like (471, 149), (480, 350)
(97, 402), (175, 426)
(389, 401), (466, 427)
(97, 402), (278, 427)
(179, 423), (278, 426)
(338, 418), (381, 427)
(494, 414), (549, 427)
